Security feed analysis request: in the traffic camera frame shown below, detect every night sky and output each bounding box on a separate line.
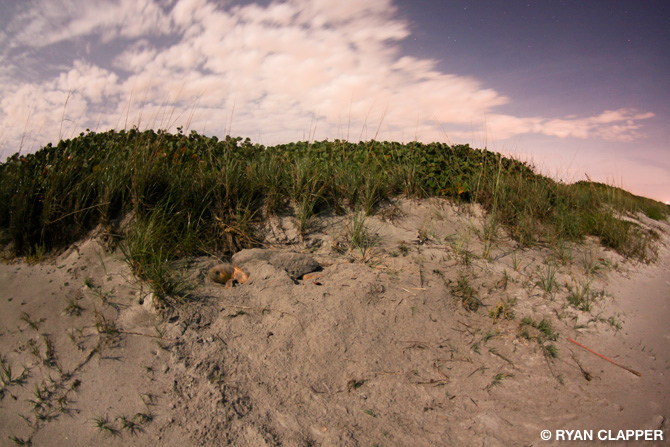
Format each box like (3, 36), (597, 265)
(1, 0), (668, 202)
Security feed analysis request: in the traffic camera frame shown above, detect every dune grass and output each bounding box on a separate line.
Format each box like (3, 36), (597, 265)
(0, 128), (667, 299)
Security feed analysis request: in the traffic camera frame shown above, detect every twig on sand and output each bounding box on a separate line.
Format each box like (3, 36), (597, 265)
(567, 338), (641, 377)
(46, 202), (111, 224)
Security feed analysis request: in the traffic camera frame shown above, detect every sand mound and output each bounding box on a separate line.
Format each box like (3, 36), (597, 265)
(1, 199), (668, 446)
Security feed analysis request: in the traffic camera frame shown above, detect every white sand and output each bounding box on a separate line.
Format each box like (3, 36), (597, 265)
(0, 199), (667, 446)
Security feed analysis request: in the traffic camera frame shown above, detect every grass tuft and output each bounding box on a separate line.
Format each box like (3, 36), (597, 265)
(8, 435), (32, 446)
(450, 273), (481, 311)
(346, 211), (379, 259)
(63, 299), (84, 317)
(486, 372), (514, 391)
(93, 415), (119, 436)
(489, 298), (516, 321)
(519, 317), (559, 359)
(20, 313), (44, 331)
(567, 279), (594, 311)
(536, 263), (558, 295)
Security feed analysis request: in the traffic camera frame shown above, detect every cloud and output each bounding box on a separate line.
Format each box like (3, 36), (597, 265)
(0, 0), (657, 157)
(538, 109), (654, 141)
(57, 61), (121, 102)
(8, 0), (172, 49)
(458, 109), (655, 143)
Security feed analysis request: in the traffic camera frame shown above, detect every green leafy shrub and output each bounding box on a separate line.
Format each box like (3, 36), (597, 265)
(1, 129), (666, 304)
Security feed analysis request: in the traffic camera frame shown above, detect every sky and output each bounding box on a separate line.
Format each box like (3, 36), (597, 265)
(0, 0), (668, 202)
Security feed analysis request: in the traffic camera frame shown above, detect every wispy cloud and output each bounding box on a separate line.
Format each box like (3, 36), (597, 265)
(472, 108), (655, 142)
(0, 0), (656, 155)
(7, 0), (173, 49)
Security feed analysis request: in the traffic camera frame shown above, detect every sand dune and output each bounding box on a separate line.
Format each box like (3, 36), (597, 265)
(0, 199), (667, 446)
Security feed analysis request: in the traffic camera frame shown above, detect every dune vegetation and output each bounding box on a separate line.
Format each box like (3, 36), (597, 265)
(1, 128), (667, 301)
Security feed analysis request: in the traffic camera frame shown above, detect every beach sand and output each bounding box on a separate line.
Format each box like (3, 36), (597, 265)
(0, 198), (667, 446)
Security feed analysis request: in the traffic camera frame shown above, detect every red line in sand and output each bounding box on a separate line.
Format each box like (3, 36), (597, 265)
(567, 338), (642, 377)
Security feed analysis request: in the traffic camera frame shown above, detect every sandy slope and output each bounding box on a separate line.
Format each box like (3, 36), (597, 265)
(579, 240), (670, 431)
(0, 199), (667, 446)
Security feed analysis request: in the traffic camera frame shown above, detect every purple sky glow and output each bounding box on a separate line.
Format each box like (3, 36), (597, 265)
(0, 0), (668, 202)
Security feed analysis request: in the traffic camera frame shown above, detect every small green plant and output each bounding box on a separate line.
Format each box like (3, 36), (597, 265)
(1, 359), (28, 388)
(0, 359), (28, 400)
(567, 279), (593, 311)
(119, 217), (194, 305)
(20, 313), (44, 331)
(134, 412), (154, 424)
(118, 413), (142, 435)
(489, 298), (516, 321)
(448, 230), (476, 267)
(27, 381), (67, 423)
(606, 316), (623, 333)
(510, 251), (521, 271)
(542, 343), (558, 358)
(0, 361), (11, 388)
(497, 270), (511, 290)
(481, 330), (497, 343)
(67, 328), (85, 351)
(118, 414), (146, 435)
(581, 249), (608, 276)
(486, 372), (514, 391)
(450, 273), (481, 311)
(27, 339), (41, 361)
(83, 280), (114, 306)
(56, 395), (71, 414)
(289, 157), (329, 235)
(140, 392), (155, 407)
(480, 215), (499, 259)
(18, 413), (33, 428)
(8, 435), (32, 446)
(93, 311), (119, 342)
(417, 227), (429, 244)
(347, 211), (379, 259)
(63, 299), (84, 317)
(551, 239), (573, 265)
(519, 317), (559, 359)
(535, 319), (558, 340)
(536, 263), (558, 295)
(93, 415), (119, 436)
(25, 245), (46, 265)
(294, 195), (318, 236)
(41, 334), (57, 369)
